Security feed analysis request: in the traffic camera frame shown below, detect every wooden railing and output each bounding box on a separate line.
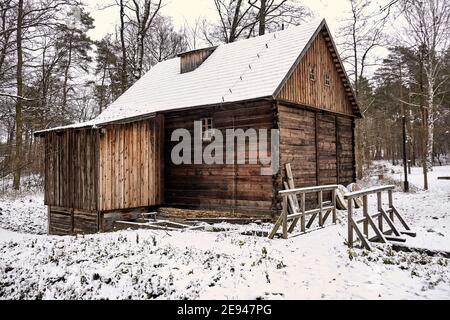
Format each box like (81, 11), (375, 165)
(269, 184), (338, 239)
(344, 185), (415, 250)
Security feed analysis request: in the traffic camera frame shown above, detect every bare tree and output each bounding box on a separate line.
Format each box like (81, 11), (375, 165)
(129, 0), (163, 80)
(337, 0), (390, 179)
(206, 0), (309, 44)
(249, 0), (310, 36)
(119, 0), (128, 93)
(399, 0), (450, 177)
(145, 15), (188, 64)
(13, 0), (23, 190)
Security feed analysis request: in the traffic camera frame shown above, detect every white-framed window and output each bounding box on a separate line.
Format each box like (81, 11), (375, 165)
(309, 64), (316, 81)
(201, 117), (213, 141)
(324, 73), (331, 87)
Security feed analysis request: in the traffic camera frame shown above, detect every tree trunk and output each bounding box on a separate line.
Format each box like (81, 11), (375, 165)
(120, 0), (128, 93)
(135, 32), (144, 80)
(426, 82), (434, 171)
(62, 33), (73, 122)
(13, 0), (23, 190)
(419, 51), (428, 190)
(259, 0), (266, 36)
(228, 0), (243, 43)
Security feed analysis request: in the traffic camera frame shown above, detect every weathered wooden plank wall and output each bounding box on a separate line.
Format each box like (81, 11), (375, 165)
(277, 32), (354, 116)
(317, 113), (337, 185)
(180, 47), (216, 73)
(164, 101), (275, 213)
(44, 129), (100, 235)
(278, 104), (355, 204)
(98, 115), (164, 211)
(278, 105), (317, 188)
(44, 129), (99, 210)
(336, 116), (355, 185)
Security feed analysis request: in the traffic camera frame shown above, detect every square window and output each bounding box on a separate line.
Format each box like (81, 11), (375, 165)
(201, 117), (213, 141)
(325, 74), (331, 87)
(309, 64), (316, 81)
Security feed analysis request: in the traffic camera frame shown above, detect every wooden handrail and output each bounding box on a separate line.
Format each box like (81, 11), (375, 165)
(279, 184), (338, 196)
(344, 185), (395, 200)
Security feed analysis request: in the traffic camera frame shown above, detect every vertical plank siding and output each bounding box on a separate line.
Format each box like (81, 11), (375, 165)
(98, 116), (163, 211)
(44, 129), (99, 210)
(180, 47), (216, 73)
(44, 129), (100, 235)
(277, 32), (354, 116)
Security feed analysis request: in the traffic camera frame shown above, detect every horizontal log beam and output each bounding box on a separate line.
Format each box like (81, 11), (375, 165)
(279, 184), (339, 196)
(344, 185), (395, 199)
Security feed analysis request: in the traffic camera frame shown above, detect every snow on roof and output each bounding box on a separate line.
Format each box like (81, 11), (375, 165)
(37, 19), (326, 133)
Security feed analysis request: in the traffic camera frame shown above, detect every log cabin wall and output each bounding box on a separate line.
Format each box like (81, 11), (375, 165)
(98, 115), (164, 212)
(44, 129), (100, 235)
(277, 103), (356, 205)
(164, 101), (276, 214)
(277, 31), (354, 117)
(275, 27), (357, 207)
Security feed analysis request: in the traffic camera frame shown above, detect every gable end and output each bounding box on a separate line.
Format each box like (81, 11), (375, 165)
(275, 23), (360, 117)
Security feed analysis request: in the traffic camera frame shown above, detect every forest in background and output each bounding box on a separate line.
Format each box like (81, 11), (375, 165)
(0, 0), (449, 191)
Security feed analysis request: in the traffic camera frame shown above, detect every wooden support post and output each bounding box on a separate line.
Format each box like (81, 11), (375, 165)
(47, 206), (50, 235)
(379, 208), (402, 237)
(388, 189), (394, 221)
(363, 195), (368, 237)
(366, 213), (387, 243)
(282, 195), (288, 239)
(268, 216), (282, 239)
(348, 198), (353, 247)
(391, 206), (412, 231)
(318, 190), (323, 227)
(377, 192), (383, 233)
(350, 217), (372, 250)
(301, 192), (306, 232)
(332, 189), (337, 223)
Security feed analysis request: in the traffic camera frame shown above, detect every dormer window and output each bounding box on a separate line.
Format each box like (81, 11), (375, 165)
(309, 64), (316, 81)
(324, 73), (331, 87)
(201, 117), (213, 141)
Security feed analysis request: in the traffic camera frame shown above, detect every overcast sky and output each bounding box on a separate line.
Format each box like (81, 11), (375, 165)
(86, 0), (386, 41)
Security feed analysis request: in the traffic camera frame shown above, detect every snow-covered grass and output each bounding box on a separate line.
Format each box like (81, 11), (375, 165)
(0, 164), (449, 300)
(0, 193), (46, 235)
(0, 174), (43, 195)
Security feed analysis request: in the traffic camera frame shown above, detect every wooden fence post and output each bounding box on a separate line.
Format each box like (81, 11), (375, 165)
(318, 190), (323, 227)
(363, 195), (368, 237)
(301, 192), (306, 232)
(332, 189), (337, 223)
(282, 195), (288, 239)
(348, 198), (353, 247)
(377, 192), (383, 232)
(388, 189), (394, 221)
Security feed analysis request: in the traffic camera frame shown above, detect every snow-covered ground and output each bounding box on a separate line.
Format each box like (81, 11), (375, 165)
(0, 165), (449, 300)
(0, 193), (47, 235)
